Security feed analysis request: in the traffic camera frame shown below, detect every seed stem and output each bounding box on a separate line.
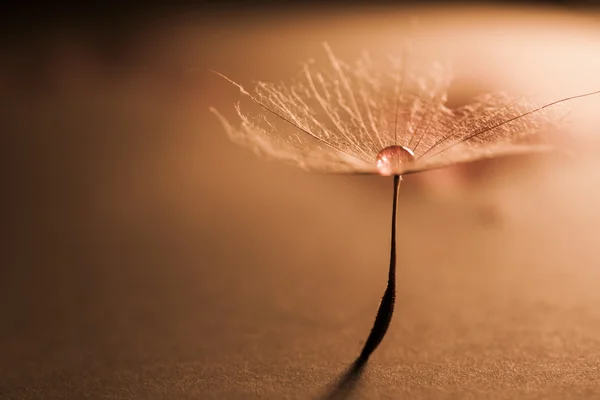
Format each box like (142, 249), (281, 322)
(358, 174), (401, 361)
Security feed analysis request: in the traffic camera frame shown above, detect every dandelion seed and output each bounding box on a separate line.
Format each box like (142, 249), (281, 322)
(210, 44), (600, 369)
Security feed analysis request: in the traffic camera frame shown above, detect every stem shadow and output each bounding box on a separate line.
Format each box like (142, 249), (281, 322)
(319, 355), (368, 400)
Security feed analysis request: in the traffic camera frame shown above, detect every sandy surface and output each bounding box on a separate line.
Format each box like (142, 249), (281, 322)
(2, 5), (600, 399)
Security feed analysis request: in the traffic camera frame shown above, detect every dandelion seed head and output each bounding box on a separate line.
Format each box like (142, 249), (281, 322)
(212, 43), (599, 175)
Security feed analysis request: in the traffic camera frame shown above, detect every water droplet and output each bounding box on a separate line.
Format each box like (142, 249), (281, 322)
(375, 145), (415, 176)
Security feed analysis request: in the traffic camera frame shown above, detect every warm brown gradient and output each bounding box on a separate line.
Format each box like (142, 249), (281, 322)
(2, 5), (600, 399)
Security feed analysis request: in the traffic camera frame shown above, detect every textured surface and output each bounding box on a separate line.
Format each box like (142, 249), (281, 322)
(2, 5), (600, 400)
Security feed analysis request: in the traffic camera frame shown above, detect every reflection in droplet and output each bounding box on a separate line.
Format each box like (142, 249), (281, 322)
(375, 145), (416, 176)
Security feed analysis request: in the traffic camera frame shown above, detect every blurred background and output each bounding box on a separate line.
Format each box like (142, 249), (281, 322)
(2, 1), (600, 399)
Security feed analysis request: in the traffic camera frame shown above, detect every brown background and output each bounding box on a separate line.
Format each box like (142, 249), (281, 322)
(2, 4), (600, 399)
